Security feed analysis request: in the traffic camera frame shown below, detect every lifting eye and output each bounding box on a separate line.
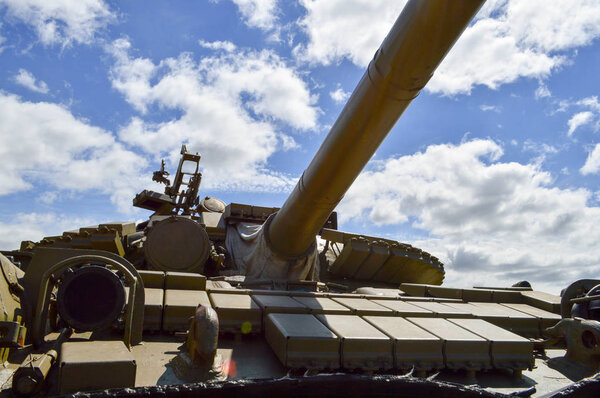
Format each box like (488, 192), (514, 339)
(581, 330), (599, 350)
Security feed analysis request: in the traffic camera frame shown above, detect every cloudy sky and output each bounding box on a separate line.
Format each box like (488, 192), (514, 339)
(1, 0), (600, 294)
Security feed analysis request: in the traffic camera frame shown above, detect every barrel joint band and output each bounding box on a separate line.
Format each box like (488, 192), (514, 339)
(368, 59), (424, 101)
(297, 172), (344, 208)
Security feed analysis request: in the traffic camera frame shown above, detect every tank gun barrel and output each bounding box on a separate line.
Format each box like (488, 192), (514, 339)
(267, 0), (484, 258)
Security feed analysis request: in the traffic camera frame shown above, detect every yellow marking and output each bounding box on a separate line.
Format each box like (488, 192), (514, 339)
(241, 321), (252, 334)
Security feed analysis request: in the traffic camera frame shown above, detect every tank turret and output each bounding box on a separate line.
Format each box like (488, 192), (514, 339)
(16, 1), (484, 286)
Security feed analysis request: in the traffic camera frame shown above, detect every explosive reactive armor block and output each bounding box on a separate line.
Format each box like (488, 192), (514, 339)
(407, 317), (490, 371)
(209, 293), (262, 334)
(520, 290), (561, 314)
(449, 318), (534, 371)
(501, 303), (562, 331)
(265, 313), (340, 370)
(364, 316), (443, 372)
(409, 301), (474, 319)
(370, 299), (434, 317)
(441, 302), (540, 337)
(142, 288), (164, 331)
(125, 287), (163, 331)
(165, 271), (206, 290)
(252, 295), (310, 315)
(291, 296), (353, 315)
(137, 270), (165, 289)
(330, 297), (394, 316)
(163, 290), (211, 332)
(316, 314), (393, 371)
(58, 341), (136, 394)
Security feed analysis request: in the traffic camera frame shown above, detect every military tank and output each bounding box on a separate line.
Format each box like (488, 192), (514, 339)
(1, 1), (599, 396)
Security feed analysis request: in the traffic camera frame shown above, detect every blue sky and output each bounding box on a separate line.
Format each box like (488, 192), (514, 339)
(1, 0), (600, 293)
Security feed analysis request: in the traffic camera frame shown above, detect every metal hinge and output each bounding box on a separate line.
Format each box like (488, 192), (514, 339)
(0, 321), (26, 348)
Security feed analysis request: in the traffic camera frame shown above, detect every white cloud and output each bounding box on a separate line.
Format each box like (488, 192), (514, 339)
(295, 0), (600, 96)
(581, 144), (600, 175)
(504, 0), (600, 53)
(522, 140), (559, 166)
(560, 96), (600, 172)
(535, 82), (551, 99)
(105, 39), (156, 114)
(108, 38), (318, 192)
(279, 134), (299, 151)
(199, 39), (237, 52)
(480, 104), (500, 113)
(0, 92), (147, 212)
(559, 96), (600, 137)
(329, 87), (350, 104)
(553, 100), (570, 114)
(567, 111), (594, 137)
(0, 0), (115, 47)
(0, 212), (96, 250)
(427, 16), (560, 95)
(0, 23), (5, 52)
(13, 68), (48, 93)
(578, 96), (600, 113)
(338, 139), (600, 293)
(294, 0), (407, 66)
(214, 0), (279, 31)
(37, 191), (59, 204)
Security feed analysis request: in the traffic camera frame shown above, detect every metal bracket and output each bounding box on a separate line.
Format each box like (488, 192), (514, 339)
(0, 320), (26, 348)
(32, 255), (144, 349)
